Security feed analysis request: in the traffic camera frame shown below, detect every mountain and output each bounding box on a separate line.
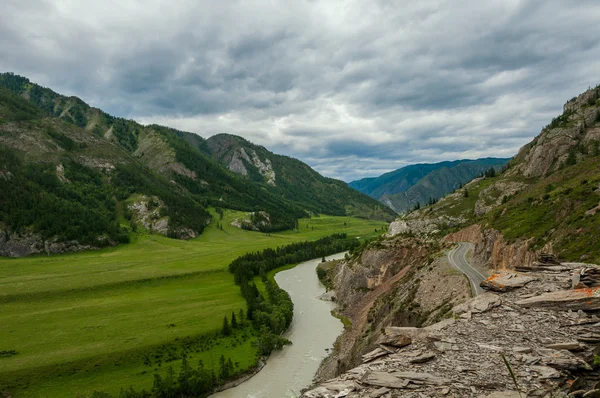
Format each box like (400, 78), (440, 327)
(0, 72), (393, 257)
(305, 83), (600, 397)
(391, 82), (600, 263)
(195, 134), (395, 220)
(349, 158), (509, 213)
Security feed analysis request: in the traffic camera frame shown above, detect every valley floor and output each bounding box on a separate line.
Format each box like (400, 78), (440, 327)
(0, 210), (386, 397)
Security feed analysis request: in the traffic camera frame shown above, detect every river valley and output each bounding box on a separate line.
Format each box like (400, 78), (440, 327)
(212, 253), (346, 398)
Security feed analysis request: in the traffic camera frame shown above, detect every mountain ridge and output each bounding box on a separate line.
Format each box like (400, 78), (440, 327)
(0, 72), (393, 257)
(350, 157), (510, 212)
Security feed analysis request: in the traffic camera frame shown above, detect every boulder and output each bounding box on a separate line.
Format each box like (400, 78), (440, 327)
(480, 272), (536, 292)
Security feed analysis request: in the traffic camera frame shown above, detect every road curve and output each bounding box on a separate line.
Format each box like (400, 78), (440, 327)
(447, 242), (486, 296)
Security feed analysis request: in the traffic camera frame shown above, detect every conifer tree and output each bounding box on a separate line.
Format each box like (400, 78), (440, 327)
(231, 311), (238, 329)
(222, 315), (231, 336)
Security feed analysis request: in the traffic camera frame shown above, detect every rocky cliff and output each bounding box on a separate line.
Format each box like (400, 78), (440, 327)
(305, 258), (600, 397)
(305, 83), (600, 397)
(316, 236), (471, 382)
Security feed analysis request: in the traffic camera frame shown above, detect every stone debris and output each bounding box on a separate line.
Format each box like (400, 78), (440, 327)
(578, 267), (600, 288)
(452, 292), (502, 314)
(303, 260), (600, 398)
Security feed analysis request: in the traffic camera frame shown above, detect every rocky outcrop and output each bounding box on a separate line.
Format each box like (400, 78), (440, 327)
(510, 85), (600, 179)
(0, 229), (95, 257)
(227, 148), (252, 176)
(230, 211), (272, 231)
(128, 195), (198, 239)
(387, 215), (464, 237)
(304, 261), (600, 398)
(227, 147), (277, 186)
(474, 181), (528, 216)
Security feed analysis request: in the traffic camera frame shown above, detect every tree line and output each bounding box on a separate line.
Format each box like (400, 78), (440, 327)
(87, 233), (360, 397)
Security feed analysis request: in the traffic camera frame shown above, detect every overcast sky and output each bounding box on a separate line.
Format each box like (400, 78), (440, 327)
(2, 0), (599, 181)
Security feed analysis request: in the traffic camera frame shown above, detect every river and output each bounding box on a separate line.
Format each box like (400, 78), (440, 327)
(212, 252), (346, 398)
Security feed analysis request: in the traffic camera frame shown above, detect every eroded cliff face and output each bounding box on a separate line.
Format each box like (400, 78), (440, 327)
(317, 236), (470, 382)
(305, 260), (600, 398)
(444, 224), (549, 272)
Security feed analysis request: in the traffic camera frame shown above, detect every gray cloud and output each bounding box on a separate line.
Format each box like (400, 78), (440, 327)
(1, 0), (600, 181)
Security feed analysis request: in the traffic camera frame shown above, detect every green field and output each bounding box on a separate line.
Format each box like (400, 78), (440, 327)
(0, 210), (386, 397)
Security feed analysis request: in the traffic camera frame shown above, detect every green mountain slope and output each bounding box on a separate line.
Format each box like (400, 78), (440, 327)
(0, 73), (393, 256)
(349, 161), (464, 198)
(349, 158), (509, 213)
(381, 158), (509, 212)
(196, 134), (396, 221)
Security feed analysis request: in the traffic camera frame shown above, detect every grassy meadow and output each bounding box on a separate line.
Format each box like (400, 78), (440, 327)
(0, 210), (386, 397)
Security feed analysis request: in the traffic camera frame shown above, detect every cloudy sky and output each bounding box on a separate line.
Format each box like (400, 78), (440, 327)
(2, 0), (599, 181)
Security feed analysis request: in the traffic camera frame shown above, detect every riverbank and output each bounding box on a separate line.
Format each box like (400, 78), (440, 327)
(212, 253), (347, 398)
(0, 212), (385, 396)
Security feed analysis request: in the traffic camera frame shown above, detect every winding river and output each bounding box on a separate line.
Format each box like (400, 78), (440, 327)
(212, 252), (346, 398)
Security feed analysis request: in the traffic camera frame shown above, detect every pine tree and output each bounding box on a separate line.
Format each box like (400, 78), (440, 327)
(231, 311), (238, 329)
(219, 354), (229, 379)
(238, 308), (245, 325)
(222, 315), (231, 336)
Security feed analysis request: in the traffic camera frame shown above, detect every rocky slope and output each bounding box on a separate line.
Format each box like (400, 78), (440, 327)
(305, 84), (600, 397)
(305, 257), (600, 398)
(315, 236), (471, 382)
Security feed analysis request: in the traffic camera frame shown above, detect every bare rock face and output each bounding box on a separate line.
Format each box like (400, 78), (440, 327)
(387, 215), (464, 237)
(510, 85), (600, 179)
(445, 224), (540, 272)
(0, 229), (94, 257)
(227, 148), (251, 176)
(226, 147), (276, 186)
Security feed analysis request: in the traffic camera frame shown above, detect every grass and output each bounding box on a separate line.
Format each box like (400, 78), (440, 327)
(0, 210), (385, 397)
(488, 156), (600, 262)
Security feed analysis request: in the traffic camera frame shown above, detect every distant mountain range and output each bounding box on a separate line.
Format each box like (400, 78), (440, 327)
(0, 72), (394, 256)
(349, 158), (510, 213)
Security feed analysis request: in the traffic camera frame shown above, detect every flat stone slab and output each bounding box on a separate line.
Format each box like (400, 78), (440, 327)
(480, 272), (536, 292)
(516, 287), (600, 311)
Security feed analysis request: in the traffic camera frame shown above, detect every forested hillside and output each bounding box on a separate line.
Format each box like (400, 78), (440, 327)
(0, 73), (392, 256)
(190, 133), (395, 220)
(349, 158), (509, 213)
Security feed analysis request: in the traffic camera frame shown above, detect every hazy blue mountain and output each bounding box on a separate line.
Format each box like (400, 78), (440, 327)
(350, 158), (510, 213)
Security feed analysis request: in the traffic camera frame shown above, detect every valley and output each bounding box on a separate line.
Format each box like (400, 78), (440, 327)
(0, 211), (386, 396)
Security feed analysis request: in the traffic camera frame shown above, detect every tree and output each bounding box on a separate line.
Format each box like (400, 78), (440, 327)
(463, 189), (469, 198)
(219, 354), (229, 379)
(222, 315), (231, 336)
(238, 308), (245, 325)
(231, 311), (238, 329)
